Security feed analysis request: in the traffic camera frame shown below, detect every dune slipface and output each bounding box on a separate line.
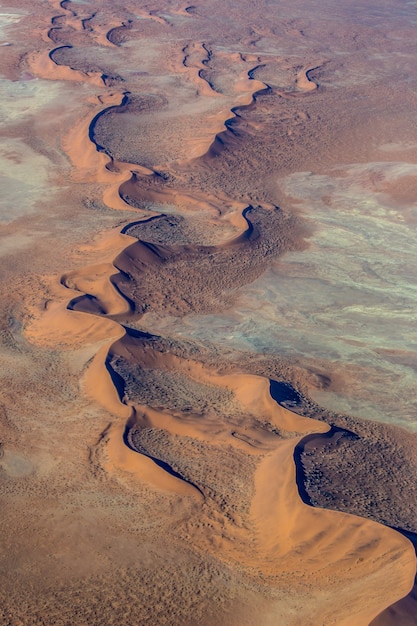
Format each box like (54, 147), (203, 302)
(1, 0), (417, 625)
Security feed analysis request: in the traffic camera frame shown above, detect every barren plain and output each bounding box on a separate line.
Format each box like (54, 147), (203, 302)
(1, 0), (417, 624)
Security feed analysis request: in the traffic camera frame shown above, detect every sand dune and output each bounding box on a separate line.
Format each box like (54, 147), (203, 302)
(295, 65), (320, 91)
(1, 0), (417, 624)
(103, 334), (415, 621)
(182, 42), (223, 97)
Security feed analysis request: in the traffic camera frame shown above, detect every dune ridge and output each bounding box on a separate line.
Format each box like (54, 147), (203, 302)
(16, 0), (417, 623)
(295, 64), (321, 91)
(102, 330), (415, 623)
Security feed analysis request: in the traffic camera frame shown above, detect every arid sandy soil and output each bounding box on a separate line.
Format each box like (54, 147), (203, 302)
(1, 0), (417, 624)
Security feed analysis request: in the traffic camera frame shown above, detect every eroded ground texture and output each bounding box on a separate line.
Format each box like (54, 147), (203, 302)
(1, 0), (417, 624)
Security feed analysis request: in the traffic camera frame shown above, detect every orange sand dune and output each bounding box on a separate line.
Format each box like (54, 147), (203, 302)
(25, 294), (123, 348)
(99, 338), (415, 622)
(62, 262), (131, 316)
(251, 441), (415, 624)
(28, 46), (104, 84)
(295, 64), (320, 91)
(181, 42), (223, 97)
(118, 171), (250, 221)
(24, 228), (136, 346)
(104, 420), (203, 496)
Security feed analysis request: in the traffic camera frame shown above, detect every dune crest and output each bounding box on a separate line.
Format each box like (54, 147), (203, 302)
(296, 65), (320, 91)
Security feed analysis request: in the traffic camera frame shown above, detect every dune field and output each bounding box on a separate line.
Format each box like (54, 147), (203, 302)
(1, 0), (417, 624)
